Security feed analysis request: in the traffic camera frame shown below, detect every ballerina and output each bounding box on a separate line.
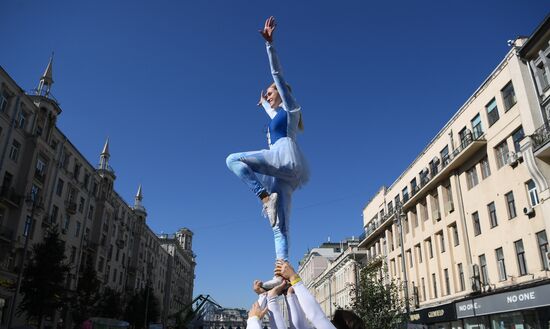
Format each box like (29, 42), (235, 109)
(226, 16), (309, 289)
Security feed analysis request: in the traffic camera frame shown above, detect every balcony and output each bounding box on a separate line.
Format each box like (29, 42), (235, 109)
(359, 211), (396, 248)
(402, 133), (487, 210)
(34, 169), (46, 183)
(66, 201), (77, 214)
(0, 186), (22, 208)
(532, 124), (550, 159)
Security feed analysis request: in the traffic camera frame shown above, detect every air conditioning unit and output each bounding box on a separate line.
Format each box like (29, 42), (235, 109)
(523, 206), (535, 216)
(508, 152), (519, 167)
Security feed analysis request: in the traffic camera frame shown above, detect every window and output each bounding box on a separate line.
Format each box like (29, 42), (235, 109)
(36, 158), (47, 176)
(431, 190), (441, 221)
(394, 195), (401, 208)
(407, 249), (413, 268)
(458, 263), (465, 291)
(78, 197), (85, 213)
(495, 140), (509, 169)
(527, 180), (540, 206)
(444, 268), (450, 295)
(466, 166), (479, 189)
(426, 238), (433, 259)
(438, 231), (446, 253)
(459, 127), (471, 148)
(486, 98), (500, 126)
(8, 140), (20, 162)
(50, 139), (58, 151)
(472, 211), (481, 236)
(512, 127), (524, 153)
(432, 273), (438, 298)
(471, 113), (483, 139)
(411, 178), (418, 194)
(70, 246), (76, 263)
(514, 240), (527, 276)
(488, 202), (498, 228)
(444, 182), (454, 214)
(56, 179), (64, 197)
(88, 205), (94, 220)
(505, 191), (517, 219)
(536, 230), (548, 270)
(18, 111), (27, 129)
(75, 221), (81, 237)
(51, 205), (59, 224)
(535, 61), (550, 91)
(402, 187), (409, 203)
(480, 156), (491, 179)
(416, 244), (423, 263)
(496, 247), (507, 281)
(440, 146), (450, 166)
(450, 223), (460, 246)
(479, 254), (489, 285)
(0, 91), (9, 112)
(421, 277), (426, 302)
(387, 201), (393, 214)
(501, 81), (517, 111)
(64, 215), (70, 231)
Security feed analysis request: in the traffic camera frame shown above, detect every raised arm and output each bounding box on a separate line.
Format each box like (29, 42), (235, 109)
(275, 261), (336, 329)
(285, 288), (313, 329)
(260, 16), (299, 112)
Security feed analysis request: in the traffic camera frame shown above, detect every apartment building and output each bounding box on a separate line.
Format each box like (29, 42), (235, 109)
(298, 239), (366, 317)
(359, 20), (550, 329)
(0, 59), (195, 328)
(159, 228), (196, 323)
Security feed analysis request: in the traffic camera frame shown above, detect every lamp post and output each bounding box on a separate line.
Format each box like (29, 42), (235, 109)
(394, 205), (410, 319)
(7, 194), (37, 329)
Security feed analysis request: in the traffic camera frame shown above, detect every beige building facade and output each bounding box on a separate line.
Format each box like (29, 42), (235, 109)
(298, 239), (366, 318)
(359, 19), (550, 329)
(0, 59), (196, 328)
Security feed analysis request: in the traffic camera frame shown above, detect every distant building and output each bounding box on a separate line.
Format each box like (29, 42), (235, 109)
(298, 238), (366, 317)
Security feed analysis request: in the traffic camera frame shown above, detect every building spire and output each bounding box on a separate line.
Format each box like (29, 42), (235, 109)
(134, 184), (146, 212)
(99, 138), (110, 170)
(37, 53), (54, 97)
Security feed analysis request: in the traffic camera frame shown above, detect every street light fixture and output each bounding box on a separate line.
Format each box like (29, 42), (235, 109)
(393, 204), (410, 318)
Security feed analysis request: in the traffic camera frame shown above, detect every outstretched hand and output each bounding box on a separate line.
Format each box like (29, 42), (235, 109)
(253, 280), (267, 295)
(248, 302), (268, 319)
(274, 260), (299, 282)
(258, 90), (266, 107)
(259, 16), (276, 43)
(268, 278), (289, 298)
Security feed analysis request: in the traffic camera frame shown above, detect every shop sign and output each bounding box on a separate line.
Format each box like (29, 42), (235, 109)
(456, 283), (550, 318)
(409, 302), (456, 324)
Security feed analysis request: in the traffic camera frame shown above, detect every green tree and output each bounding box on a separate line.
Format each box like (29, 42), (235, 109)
(124, 285), (160, 329)
(71, 257), (101, 327)
(96, 287), (124, 319)
(351, 259), (407, 329)
(18, 227), (71, 329)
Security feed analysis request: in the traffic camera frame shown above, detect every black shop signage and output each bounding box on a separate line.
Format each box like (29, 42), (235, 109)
(409, 302), (457, 324)
(456, 283), (550, 318)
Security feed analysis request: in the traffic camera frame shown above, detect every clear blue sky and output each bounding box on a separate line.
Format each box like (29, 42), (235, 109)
(2, 0), (548, 308)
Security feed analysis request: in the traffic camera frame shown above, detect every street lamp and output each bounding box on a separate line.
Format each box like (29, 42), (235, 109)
(7, 194), (38, 329)
(394, 205), (410, 317)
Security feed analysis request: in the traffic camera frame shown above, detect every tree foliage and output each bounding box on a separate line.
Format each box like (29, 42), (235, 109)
(71, 257), (101, 326)
(18, 227), (71, 327)
(351, 259), (407, 329)
(96, 287), (124, 319)
(124, 285), (160, 329)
